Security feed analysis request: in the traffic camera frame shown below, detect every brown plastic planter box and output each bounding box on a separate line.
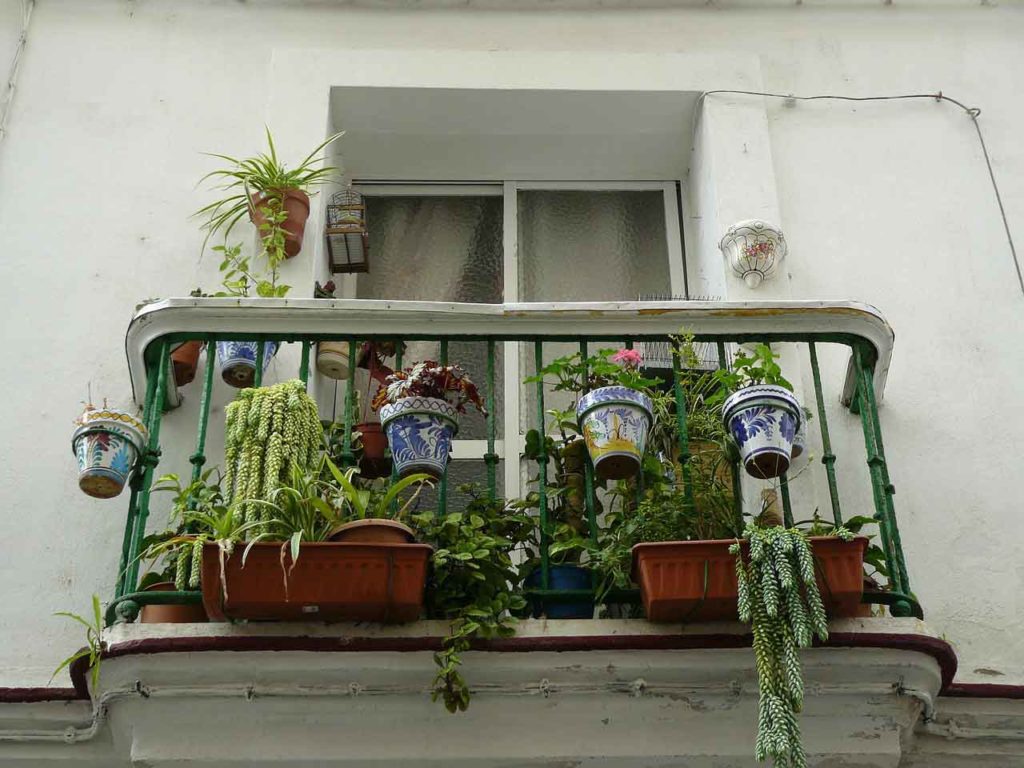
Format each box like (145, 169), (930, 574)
(632, 537), (868, 623)
(201, 541), (431, 623)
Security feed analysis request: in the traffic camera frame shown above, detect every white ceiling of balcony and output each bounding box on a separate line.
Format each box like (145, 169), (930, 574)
(329, 87), (698, 181)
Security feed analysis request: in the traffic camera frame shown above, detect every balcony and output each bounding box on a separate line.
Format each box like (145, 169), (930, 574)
(39, 297), (954, 766)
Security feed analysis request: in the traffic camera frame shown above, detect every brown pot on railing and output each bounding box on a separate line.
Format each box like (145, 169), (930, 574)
(139, 581), (208, 624)
(170, 341), (203, 387)
(357, 421), (392, 479)
(327, 519), (415, 545)
(200, 540), (430, 622)
(631, 536), (868, 622)
(250, 188), (310, 258)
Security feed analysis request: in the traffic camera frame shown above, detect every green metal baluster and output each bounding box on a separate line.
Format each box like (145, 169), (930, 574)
(189, 340), (217, 485)
(114, 354), (161, 600)
(253, 341), (265, 388)
(671, 339), (695, 513)
(535, 340), (550, 590)
(854, 345), (913, 616)
(580, 341), (598, 551)
(484, 339), (498, 502)
(299, 340), (311, 389)
(778, 474), (794, 528)
(341, 340), (357, 469)
(809, 342), (843, 526)
(123, 341), (170, 599)
(438, 340), (449, 518)
(717, 341), (744, 528)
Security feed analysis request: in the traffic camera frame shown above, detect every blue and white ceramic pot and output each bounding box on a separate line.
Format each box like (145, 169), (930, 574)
(576, 386), (653, 481)
(216, 341), (279, 388)
(791, 410), (808, 460)
(379, 396), (459, 479)
(722, 385), (801, 479)
(71, 408), (148, 499)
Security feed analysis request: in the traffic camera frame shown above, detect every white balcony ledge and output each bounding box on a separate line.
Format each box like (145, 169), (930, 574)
(126, 298), (895, 409)
(5, 617), (994, 767)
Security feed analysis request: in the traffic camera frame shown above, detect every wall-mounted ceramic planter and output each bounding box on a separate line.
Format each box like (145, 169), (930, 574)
(632, 536), (867, 622)
(200, 541), (431, 622)
(576, 386), (653, 480)
(250, 188), (310, 259)
(216, 341), (278, 389)
(723, 385), (801, 479)
(71, 408), (148, 499)
(379, 396), (458, 479)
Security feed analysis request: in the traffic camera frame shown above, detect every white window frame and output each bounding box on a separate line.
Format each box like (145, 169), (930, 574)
(352, 180), (685, 501)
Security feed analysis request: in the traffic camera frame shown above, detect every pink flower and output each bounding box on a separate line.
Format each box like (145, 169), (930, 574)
(611, 348), (643, 368)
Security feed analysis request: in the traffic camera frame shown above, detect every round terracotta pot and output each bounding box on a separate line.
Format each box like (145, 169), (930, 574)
(170, 341), (203, 387)
(357, 421), (392, 479)
(139, 582), (208, 624)
(328, 519), (415, 545)
(250, 188), (310, 258)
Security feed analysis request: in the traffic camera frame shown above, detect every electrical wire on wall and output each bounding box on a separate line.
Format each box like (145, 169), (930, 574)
(0, 0), (34, 148)
(698, 90), (1022, 298)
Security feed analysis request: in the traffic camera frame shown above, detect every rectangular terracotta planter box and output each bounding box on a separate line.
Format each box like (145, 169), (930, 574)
(201, 541), (432, 623)
(631, 536), (868, 623)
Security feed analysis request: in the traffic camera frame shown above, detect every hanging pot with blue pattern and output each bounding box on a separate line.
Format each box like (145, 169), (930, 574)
(576, 386), (653, 481)
(216, 341), (279, 389)
(723, 385), (801, 479)
(379, 396), (459, 479)
(71, 408), (148, 499)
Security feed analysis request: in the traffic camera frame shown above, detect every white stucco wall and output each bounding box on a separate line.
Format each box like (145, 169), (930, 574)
(0, 0), (1021, 689)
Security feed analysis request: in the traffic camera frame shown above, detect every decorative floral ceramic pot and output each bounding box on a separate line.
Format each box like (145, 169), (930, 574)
(791, 411), (808, 460)
(379, 396), (459, 479)
(216, 341), (279, 388)
(723, 385), (801, 479)
(71, 408), (148, 499)
(576, 386), (653, 481)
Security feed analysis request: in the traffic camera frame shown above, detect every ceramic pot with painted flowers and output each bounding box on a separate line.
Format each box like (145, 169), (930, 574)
(216, 341), (278, 389)
(72, 405), (148, 499)
(576, 385), (654, 481)
(723, 384), (801, 479)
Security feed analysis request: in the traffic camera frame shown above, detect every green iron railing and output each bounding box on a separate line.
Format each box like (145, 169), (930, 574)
(106, 299), (920, 625)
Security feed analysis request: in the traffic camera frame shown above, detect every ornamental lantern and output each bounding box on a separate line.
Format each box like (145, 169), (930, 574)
(325, 189), (369, 273)
(719, 220), (786, 289)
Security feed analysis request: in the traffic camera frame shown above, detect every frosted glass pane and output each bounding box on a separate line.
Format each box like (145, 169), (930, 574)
(518, 190), (670, 301)
(356, 196), (504, 439)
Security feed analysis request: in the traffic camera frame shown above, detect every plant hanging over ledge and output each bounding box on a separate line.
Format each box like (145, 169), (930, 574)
(731, 518), (854, 768)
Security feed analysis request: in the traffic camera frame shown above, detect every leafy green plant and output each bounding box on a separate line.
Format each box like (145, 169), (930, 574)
(711, 343), (793, 404)
(526, 347), (662, 396)
(322, 456), (432, 522)
(224, 380), (323, 524)
(730, 523), (853, 768)
(195, 127), (344, 267)
(51, 595), (104, 694)
(211, 242), (290, 299)
(413, 486), (533, 713)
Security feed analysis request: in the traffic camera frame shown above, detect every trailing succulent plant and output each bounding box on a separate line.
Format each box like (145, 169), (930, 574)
(730, 521), (853, 768)
(224, 380), (322, 523)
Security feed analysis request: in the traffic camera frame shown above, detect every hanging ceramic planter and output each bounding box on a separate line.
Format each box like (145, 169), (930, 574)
(315, 341), (351, 380)
(379, 396), (458, 480)
(216, 341), (278, 388)
(170, 341), (204, 387)
(576, 386), (653, 481)
(71, 407), (148, 499)
(723, 385), (801, 479)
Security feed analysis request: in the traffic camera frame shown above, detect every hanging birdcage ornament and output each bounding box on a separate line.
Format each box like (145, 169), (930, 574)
(325, 189), (369, 274)
(719, 220), (786, 288)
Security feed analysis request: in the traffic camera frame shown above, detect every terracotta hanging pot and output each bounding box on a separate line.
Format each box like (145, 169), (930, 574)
(170, 341), (203, 387)
(139, 582), (208, 624)
(357, 421), (392, 479)
(250, 188), (310, 258)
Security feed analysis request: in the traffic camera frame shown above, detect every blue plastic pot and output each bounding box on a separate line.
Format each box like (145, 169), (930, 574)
(525, 564), (594, 619)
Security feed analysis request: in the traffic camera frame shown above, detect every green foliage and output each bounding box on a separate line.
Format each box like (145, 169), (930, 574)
(195, 127), (344, 264)
(211, 242), (290, 299)
(51, 595), (104, 694)
(730, 524), (853, 768)
(525, 347), (662, 395)
(223, 380), (323, 525)
(321, 456), (433, 523)
(412, 486), (533, 713)
(711, 343), (793, 403)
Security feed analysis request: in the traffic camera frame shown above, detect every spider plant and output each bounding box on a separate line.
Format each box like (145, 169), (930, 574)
(195, 127), (345, 261)
(51, 595), (104, 695)
(323, 456), (433, 522)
